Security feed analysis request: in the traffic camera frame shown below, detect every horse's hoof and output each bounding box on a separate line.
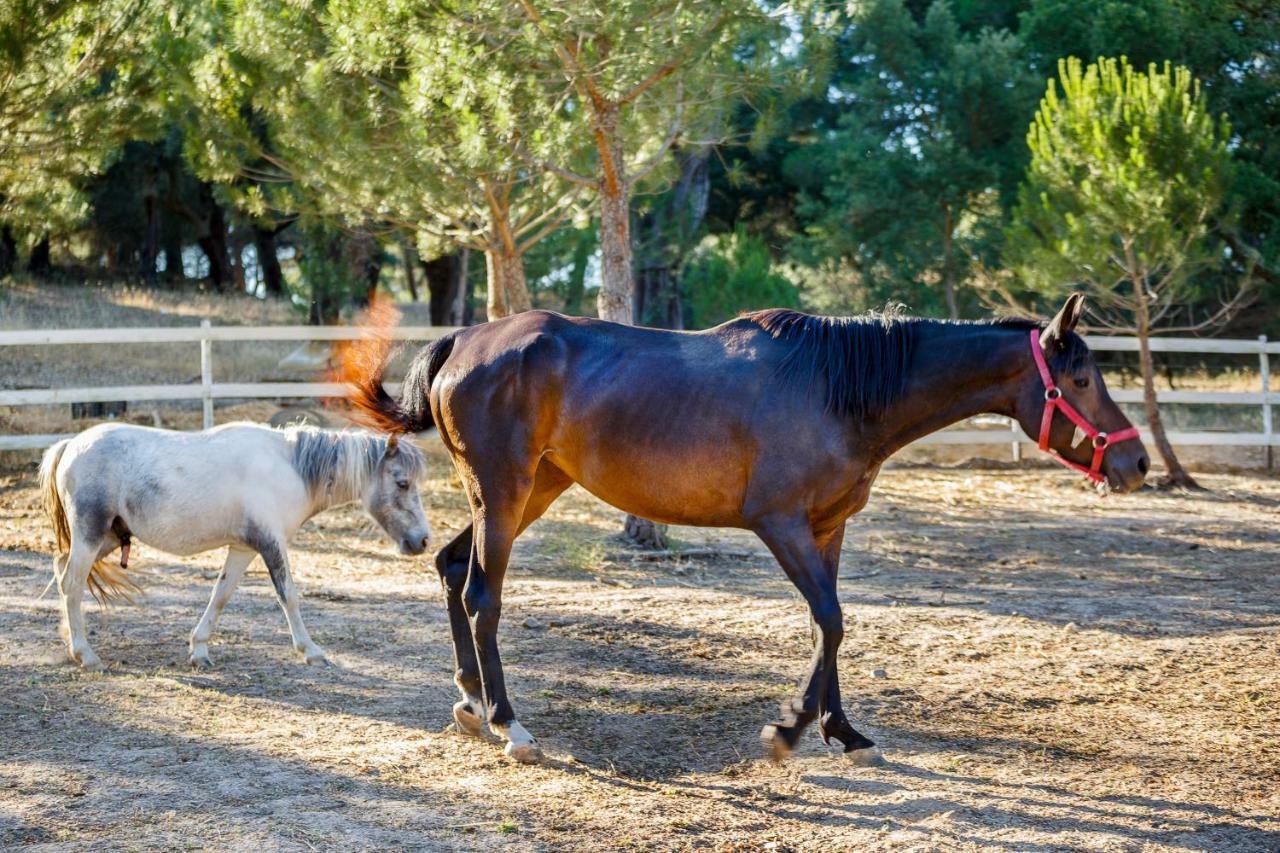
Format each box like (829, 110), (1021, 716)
(504, 740), (543, 764)
(844, 745), (886, 767)
(452, 701), (485, 737)
(761, 724), (793, 764)
(189, 654), (214, 670)
(303, 650), (329, 666)
(78, 654), (105, 672)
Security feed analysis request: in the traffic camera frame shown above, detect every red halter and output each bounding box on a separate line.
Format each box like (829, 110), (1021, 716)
(1029, 329), (1141, 485)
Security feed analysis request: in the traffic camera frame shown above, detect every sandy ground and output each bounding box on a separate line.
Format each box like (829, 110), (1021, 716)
(1, 444), (1278, 851)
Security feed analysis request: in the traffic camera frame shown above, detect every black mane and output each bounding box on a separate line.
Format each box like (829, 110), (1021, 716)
(745, 309), (1089, 420)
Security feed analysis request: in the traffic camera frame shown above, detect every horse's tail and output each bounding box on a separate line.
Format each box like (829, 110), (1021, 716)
(333, 297), (456, 434)
(38, 440), (72, 562)
(38, 439), (140, 604)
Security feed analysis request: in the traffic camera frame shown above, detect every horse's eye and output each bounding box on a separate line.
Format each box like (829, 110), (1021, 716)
(1073, 377), (1090, 389)
(396, 480), (410, 490)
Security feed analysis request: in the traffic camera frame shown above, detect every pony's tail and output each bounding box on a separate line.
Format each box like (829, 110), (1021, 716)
(332, 297), (455, 434)
(38, 439), (140, 604)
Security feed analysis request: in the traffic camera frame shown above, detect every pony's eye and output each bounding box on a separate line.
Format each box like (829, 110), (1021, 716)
(1073, 377), (1090, 389)
(396, 480), (410, 490)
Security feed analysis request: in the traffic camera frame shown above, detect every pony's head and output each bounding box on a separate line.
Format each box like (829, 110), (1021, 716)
(360, 434), (433, 555)
(1013, 293), (1150, 493)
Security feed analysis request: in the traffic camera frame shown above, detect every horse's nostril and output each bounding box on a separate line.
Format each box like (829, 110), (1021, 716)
(1137, 456), (1150, 476)
(421, 536), (431, 551)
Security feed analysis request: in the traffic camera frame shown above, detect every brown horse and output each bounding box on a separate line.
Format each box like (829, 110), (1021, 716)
(342, 293), (1148, 765)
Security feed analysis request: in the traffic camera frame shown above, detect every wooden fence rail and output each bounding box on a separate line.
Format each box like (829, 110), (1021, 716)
(0, 324), (1274, 459)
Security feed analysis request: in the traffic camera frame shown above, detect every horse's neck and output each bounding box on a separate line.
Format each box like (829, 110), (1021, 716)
(873, 323), (1031, 458)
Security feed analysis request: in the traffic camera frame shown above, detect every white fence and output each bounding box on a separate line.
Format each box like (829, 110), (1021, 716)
(0, 324), (1274, 457)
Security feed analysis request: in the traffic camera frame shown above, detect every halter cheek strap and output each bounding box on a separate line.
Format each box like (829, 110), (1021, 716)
(1030, 329), (1141, 484)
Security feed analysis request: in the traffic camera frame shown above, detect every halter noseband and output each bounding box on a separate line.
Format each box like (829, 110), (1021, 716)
(1029, 328), (1141, 485)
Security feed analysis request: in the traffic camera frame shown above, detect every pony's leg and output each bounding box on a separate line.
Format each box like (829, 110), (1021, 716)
(753, 515), (844, 762)
(814, 524), (882, 766)
(58, 537), (103, 670)
(255, 536), (326, 664)
(189, 547), (256, 668)
(464, 463), (569, 763)
(435, 526), (486, 736)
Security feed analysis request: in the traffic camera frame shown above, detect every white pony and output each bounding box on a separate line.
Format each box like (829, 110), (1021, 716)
(38, 421), (432, 669)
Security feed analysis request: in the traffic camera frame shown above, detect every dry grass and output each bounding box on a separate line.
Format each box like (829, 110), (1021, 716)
(1, 446), (1277, 851)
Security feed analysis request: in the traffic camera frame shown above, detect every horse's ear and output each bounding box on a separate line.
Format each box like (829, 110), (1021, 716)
(385, 434), (400, 458)
(1040, 292), (1087, 353)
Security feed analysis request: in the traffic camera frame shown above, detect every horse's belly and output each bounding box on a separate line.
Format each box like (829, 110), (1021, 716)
(546, 447), (748, 527)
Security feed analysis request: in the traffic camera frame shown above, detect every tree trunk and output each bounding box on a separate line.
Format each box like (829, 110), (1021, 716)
(163, 232), (184, 283)
(253, 225), (285, 296)
(0, 225), (16, 278)
(424, 250), (469, 325)
(28, 235), (51, 275)
(635, 148), (709, 328)
(401, 239), (419, 302)
(1134, 274), (1199, 489)
(595, 106), (634, 325)
(140, 172), (161, 286)
(483, 245), (530, 320)
(197, 195), (232, 290)
(593, 104), (666, 549)
(228, 227), (247, 294)
(941, 203), (958, 320)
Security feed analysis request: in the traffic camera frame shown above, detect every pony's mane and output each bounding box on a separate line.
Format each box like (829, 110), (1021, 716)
(744, 309), (1088, 420)
(287, 425), (426, 501)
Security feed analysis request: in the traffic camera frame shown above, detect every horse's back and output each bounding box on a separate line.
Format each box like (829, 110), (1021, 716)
(55, 422), (303, 553)
(435, 311), (818, 525)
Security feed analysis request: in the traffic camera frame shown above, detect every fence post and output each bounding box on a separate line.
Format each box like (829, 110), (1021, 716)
(200, 319), (214, 430)
(1261, 334), (1272, 471)
(1010, 417), (1022, 462)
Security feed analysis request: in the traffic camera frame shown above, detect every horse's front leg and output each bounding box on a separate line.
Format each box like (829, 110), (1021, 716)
(813, 525), (884, 766)
(250, 528), (326, 665)
(189, 546), (256, 668)
(754, 515), (845, 762)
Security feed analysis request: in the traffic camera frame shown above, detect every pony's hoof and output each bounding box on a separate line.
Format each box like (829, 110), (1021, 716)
(303, 650), (329, 666)
(504, 740), (543, 764)
(78, 654), (105, 672)
(760, 724), (793, 764)
(189, 654), (214, 670)
(452, 701), (485, 737)
(844, 745), (886, 767)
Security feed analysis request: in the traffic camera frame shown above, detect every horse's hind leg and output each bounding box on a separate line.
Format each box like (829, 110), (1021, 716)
(464, 462), (571, 763)
(250, 530), (325, 664)
(58, 537), (104, 670)
(754, 515), (844, 762)
(189, 546), (256, 668)
(435, 526), (486, 735)
(814, 525), (883, 766)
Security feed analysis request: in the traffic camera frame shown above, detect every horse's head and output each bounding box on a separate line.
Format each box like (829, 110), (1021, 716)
(362, 435), (433, 555)
(1013, 294), (1150, 493)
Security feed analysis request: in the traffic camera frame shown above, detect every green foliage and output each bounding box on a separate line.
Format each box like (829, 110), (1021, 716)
(683, 227), (798, 328)
(788, 0), (1040, 317)
(1005, 57), (1232, 326)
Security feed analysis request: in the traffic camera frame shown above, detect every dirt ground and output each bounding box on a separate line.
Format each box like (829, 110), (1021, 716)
(1, 442), (1278, 851)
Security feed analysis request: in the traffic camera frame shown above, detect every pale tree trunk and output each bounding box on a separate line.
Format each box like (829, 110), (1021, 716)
(595, 106), (635, 325)
(592, 104), (667, 549)
(484, 245), (530, 320)
(1133, 272), (1200, 489)
(484, 183), (533, 320)
(941, 203), (958, 320)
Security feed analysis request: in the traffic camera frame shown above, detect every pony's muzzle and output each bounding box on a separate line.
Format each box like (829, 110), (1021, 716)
(401, 533), (432, 556)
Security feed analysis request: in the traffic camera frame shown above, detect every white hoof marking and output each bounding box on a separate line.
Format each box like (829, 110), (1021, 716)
(495, 721), (541, 764)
